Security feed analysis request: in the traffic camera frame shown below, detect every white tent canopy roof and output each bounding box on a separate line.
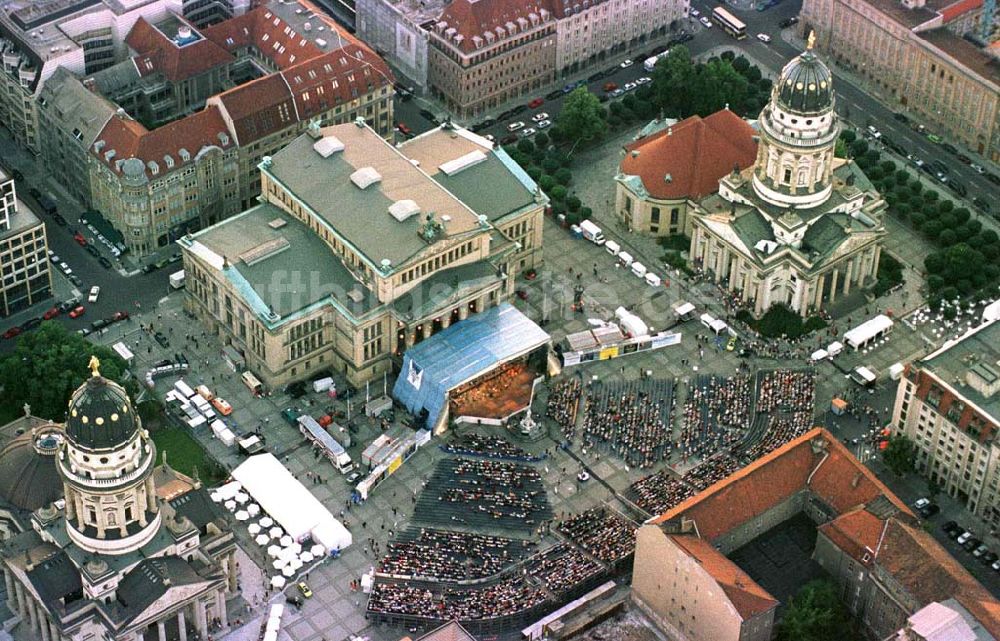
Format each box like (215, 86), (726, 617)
(231, 454), (352, 549)
(844, 314), (893, 348)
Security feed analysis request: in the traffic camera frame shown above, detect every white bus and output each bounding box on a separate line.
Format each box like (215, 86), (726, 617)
(712, 6), (747, 39)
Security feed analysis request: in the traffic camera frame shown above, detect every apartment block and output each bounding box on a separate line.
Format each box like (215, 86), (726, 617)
(0, 168), (52, 316)
(801, 0), (1000, 162)
(890, 311), (1000, 528)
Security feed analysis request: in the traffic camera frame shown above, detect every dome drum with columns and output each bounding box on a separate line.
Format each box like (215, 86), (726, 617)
(752, 32), (840, 210)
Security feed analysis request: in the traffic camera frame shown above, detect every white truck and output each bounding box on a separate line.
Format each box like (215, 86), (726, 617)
(643, 50), (669, 71)
(579, 220), (605, 245)
(169, 270), (185, 289)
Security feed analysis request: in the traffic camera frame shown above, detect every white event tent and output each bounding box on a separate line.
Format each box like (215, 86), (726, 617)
(231, 453), (352, 551)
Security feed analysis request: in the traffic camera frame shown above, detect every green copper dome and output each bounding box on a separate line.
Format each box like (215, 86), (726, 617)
(776, 50), (833, 114)
(65, 360), (139, 451)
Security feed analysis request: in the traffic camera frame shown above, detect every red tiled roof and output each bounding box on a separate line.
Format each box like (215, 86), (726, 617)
(650, 428), (911, 539)
(92, 107), (233, 178)
(126, 17), (233, 82)
(621, 109), (758, 201)
(817, 507), (884, 563)
(436, 0), (554, 53)
(202, 7), (322, 70)
(669, 535), (779, 620)
(877, 519), (1000, 639)
(210, 74), (298, 146)
(939, 0), (982, 22)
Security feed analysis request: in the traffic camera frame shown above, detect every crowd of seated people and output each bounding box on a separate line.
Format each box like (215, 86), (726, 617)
(367, 576), (548, 621)
(679, 375), (752, 461)
(558, 507), (637, 563)
(757, 370), (816, 413)
(376, 529), (533, 581)
(443, 433), (535, 461)
(526, 543), (604, 595)
(581, 380), (674, 469)
(546, 378), (582, 442)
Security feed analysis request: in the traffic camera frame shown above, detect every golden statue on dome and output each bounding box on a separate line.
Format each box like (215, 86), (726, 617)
(88, 355), (101, 377)
(807, 30), (816, 50)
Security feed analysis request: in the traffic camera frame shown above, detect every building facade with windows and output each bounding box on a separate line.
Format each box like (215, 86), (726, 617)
(0, 168), (52, 317)
(890, 314), (1000, 529)
(688, 42), (887, 318)
(800, 0), (1000, 162)
(0, 360), (238, 641)
(426, 0), (557, 119)
(615, 111), (758, 238)
(552, 0), (687, 77)
(179, 121), (544, 388)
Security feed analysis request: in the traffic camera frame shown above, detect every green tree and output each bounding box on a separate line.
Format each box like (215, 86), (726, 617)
(0, 322), (132, 422)
(834, 138), (849, 159)
(538, 174), (556, 192)
(557, 87), (607, 149)
(555, 167), (573, 186)
(566, 196), (582, 212)
(776, 579), (854, 641)
(517, 138), (535, 155)
(652, 46), (695, 115)
(839, 129), (857, 144)
(883, 434), (916, 476)
(550, 184), (568, 201)
(541, 157), (561, 174)
(533, 132), (549, 148)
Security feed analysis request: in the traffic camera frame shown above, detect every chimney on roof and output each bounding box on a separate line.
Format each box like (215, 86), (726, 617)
(851, 472), (862, 488)
(631, 150), (639, 158)
(664, 173), (672, 183)
(667, 126), (672, 136)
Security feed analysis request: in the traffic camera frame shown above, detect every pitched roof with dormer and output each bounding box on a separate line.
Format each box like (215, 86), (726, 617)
(126, 17), (234, 82)
(435, 0), (554, 53)
(92, 107), (233, 179)
(620, 110), (758, 202)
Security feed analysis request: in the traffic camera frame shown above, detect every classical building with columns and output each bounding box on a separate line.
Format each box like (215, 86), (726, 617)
(688, 38), (887, 318)
(0, 359), (237, 641)
(179, 120), (545, 388)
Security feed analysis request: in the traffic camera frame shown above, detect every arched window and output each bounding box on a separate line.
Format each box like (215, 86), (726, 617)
(797, 168), (808, 186)
(106, 510), (117, 526)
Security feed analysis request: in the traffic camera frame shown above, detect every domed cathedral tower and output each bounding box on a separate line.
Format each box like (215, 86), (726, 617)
(57, 355), (161, 555)
(752, 32), (840, 210)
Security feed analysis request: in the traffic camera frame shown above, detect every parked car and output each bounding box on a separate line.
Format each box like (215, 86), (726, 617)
(298, 582), (313, 598)
(971, 163), (985, 174)
(528, 97), (545, 108)
(49, 253), (60, 264)
(2, 326), (22, 340)
(690, 7), (700, 16)
(756, 33), (771, 42)
(972, 543), (990, 557)
(972, 197), (991, 214)
(58, 298), (80, 313)
(88, 286), (101, 303)
(962, 537), (982, 552)
(941, 520), (960, 535)
(91, 319), (109, 331)
(957, 531), (973, 544)
(536, 119), (552, 129)
(982, 551), (999, 565)
(154, 331), (170, 348)
(941, 142), (957, 154)
(395, 122), (412, 136)
(892, 112), (909, 123)
(913, 498), (930, 509)
(620, 59), (634, 68)
(926, 133), (943, 144)
(52, 213), (67, 226)
(69, 306), (85, 319)
(21, 318), (41, 331)
(112, 311), (130, 322)
(212, 397), (233, 416)
(918, 504), (940, 518)
(520, 127), (537, 138)
(73, 232), (87, 246)
(699, 16), (712, 27)
(956, 153), (972, 165)
(779, 16), (798, 27)
(506, 121), (525, 132)
(603, 81), (618, 92)
(545, 90), (563, 100)
(948, 180), (967, 197)
(42, 306), (61, 320)
(531, 112), (549, 122)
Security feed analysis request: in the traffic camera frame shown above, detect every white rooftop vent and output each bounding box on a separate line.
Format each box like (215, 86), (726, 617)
(439, 150), (487, 176)
(347, 287), (365, 303)
(315, 38), (327, 47)
(350, 166), (382, 189)
(754, 239), (778, 254)
(388, 199), (420, 222)
(303, 22), (312, 31)
(313, 135), (345, 157)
